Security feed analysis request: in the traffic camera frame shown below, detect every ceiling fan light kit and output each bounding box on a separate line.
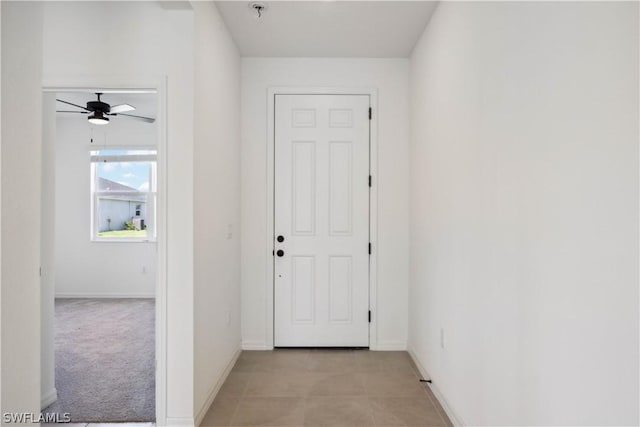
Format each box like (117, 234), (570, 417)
(88, 112), (109, 125)
(56, 92), (155, 125)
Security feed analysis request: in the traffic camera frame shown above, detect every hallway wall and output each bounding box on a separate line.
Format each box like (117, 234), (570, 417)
(409, 2), (639, 425)
(193, 2), (242, 423)
(1, 1), (43, 417)
(240, 58), (410, 350)
(41, 2), (196, 423)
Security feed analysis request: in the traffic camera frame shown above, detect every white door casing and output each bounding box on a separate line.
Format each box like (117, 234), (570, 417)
(274, 94), (370, 347)
(43, 82), (167, 422)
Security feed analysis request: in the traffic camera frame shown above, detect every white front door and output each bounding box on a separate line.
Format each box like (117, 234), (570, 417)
(274, 94), (370, 347)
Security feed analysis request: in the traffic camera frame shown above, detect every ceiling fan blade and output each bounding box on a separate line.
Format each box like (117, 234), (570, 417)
(110, 104), (135, 114)
(56, 99), (89, 111)
(56, 110), (89, 114)
(112, 113), (155, 123)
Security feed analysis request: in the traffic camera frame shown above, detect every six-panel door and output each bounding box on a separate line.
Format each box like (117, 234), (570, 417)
(274, 94), (370, 347)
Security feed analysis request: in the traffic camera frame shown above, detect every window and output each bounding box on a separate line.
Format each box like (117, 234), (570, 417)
(90, 149), (157, 241)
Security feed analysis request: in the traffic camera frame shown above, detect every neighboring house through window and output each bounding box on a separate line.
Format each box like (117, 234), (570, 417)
(90, 149), (157, 241)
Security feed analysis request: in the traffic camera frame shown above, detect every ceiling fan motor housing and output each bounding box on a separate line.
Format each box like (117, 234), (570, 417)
(87, 100), (110, 113)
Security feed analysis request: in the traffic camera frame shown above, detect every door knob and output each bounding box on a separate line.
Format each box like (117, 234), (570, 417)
(277, 235), (285, 243)
(276, 249), (284, 257)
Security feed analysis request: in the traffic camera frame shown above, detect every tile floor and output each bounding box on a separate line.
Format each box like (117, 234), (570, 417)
(201, 349), (452, 427)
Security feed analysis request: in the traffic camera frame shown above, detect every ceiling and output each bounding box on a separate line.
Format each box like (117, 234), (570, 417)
(55, 91), (157, 122)
(215, 1), (438, 58)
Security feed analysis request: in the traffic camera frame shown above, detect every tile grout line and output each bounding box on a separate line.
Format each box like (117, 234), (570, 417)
(419, 381), (449, 427)
(226, 388), (243, 426)
(363, 395), (380, 427)
(227, 355), (252, 427)
(404, 352), (449, 425)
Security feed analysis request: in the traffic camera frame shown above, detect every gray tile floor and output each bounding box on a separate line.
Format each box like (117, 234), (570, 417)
(201, 350), (452, 427)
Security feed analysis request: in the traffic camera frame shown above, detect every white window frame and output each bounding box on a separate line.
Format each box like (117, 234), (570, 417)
(90, 150), (158, 243)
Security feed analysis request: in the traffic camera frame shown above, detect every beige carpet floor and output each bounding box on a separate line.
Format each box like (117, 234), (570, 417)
(44, 298), (155, 422)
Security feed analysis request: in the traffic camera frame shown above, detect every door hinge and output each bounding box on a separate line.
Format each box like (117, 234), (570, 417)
(368, 242), (372, 255)
(368, 310), (371, 323)
(368, 175), (372, 187)
(368, 107), (372, 120)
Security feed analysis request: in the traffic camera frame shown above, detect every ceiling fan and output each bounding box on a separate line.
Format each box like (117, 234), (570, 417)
(56, 93), (155, 125)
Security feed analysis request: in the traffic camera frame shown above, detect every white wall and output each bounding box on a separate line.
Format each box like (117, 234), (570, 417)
(192, 2), (241, 424)
(1, 1), (42, 419)
(54, 116), (157, 298)
(241, 58), (410, 350)
(1, 1), (3, 410)
(409, 2), (639, 425)
(8, 2), (241, 423)
(42, 2), (195, 424)
(41, 94), (57, 409)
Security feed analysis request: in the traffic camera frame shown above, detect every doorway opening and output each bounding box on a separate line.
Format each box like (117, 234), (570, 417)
(40, 88), (166, 423)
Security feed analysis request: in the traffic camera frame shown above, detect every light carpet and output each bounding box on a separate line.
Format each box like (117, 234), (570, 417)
(44, 298), (155, 422)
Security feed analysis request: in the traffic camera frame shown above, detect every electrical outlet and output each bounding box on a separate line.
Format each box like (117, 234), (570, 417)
(440, 328), (445, 349)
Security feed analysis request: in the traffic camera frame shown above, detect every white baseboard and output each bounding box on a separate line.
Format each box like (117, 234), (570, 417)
(371, 341), (407, 351)
(41, 388), (58, 409)
(194, 348), (241, 427)
(241, 341), (271, 350)
(408, 347), (466, 427)
(55, 293), (155, 299)
(165, 417), (195, 427)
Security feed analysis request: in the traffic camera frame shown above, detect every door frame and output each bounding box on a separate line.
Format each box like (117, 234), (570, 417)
(266, 87), (379, 350)
(41, 79), (168, 422)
